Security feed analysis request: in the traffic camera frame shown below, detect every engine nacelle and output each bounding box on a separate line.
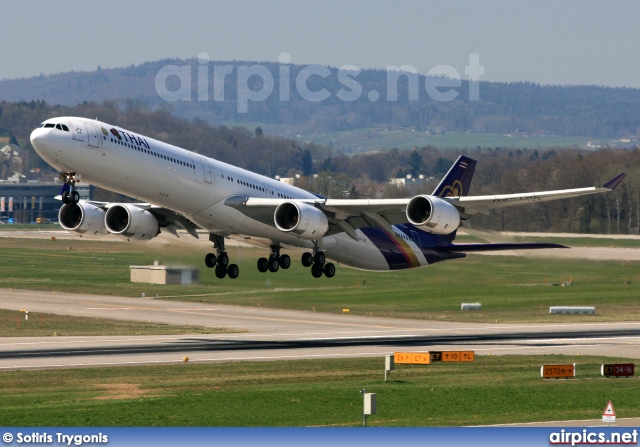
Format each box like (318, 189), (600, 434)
(274, 201), (329, 240)
(104, 204), (159, 241)
(58, 202), (109, 235)
(406, 195), (461, 235)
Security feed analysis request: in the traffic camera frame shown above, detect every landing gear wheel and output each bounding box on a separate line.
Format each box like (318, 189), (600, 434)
(61, 191), (70, 205)
(70, 190), (80, 204)
(205, 253), (217, 268)
(311, 264), (323, 278)
(218, 253), (230, 267)
(268, 257), (280, 272)
(323, 263), (336, 278)
(279, 254), (291, 270)
(215, 265), (227, 279)
(257, 257), (269, 273)
(227, 264), (239, 279)
(314, 251), (326, 266)
(301, 252), (313, 267)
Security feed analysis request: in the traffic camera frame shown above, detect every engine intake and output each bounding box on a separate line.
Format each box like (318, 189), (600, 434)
(104, 204), (159, 241)
(406, 195), (460, 234)
(274, 202), (329, 240)
(58, 202), (109, 235)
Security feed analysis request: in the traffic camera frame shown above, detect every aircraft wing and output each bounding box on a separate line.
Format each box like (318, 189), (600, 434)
(226, 173), (625, 237)
(445, 173), (627, 218)
(225, 196), (411, 237)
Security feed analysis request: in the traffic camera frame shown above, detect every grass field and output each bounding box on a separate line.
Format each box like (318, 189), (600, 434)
(294, 129), (612, 153)
(214, 122), (615, 153)
(0, 309), (238, 337)
(0, 355), (637, 426)
(1, 236), (640, 324)
(0, 223), (60, 230)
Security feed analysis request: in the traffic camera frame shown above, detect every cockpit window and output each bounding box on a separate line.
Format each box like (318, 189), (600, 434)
(38, 123), (45, 128)
(47, 123), (70, 132)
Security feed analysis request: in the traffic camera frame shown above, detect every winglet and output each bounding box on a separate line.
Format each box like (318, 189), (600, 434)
(602, 173), (626, 190)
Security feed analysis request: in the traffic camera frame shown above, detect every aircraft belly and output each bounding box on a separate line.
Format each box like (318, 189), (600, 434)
(324, 234), (392, 271)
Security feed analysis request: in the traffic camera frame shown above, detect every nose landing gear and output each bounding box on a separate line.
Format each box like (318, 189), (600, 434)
(60, 172), (80, 204)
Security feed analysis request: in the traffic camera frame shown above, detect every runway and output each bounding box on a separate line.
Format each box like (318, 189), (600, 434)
(2, 288), (640, 370)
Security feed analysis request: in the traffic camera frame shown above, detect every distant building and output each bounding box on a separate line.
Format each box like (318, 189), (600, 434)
(0, 144), (20, 159)
(0, 181), (94, 223)
(388, 174), (431, 186)
(276, 176), (295, 185)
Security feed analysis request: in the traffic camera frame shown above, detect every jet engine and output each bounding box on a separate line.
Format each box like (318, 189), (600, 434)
(58, 202), (109, 235)
(406, 195), (460, 235)
(104, 204), (159, 241)
(274, 202), (329, 240)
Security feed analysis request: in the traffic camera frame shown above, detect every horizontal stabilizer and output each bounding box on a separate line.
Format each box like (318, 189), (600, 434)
(438, 242), (568, 252)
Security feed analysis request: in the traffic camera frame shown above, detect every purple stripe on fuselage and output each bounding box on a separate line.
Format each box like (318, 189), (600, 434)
(361, 227), (411, 270)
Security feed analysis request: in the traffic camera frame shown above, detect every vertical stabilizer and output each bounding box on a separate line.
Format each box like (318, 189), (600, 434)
(432, 156), (477, 198)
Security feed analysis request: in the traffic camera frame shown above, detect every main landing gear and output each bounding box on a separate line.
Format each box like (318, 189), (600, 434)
(60, 172), (80, 205)
(204, 233), (239, 279)
(257, 246), (291, 273)
(301, 248), (335, 278)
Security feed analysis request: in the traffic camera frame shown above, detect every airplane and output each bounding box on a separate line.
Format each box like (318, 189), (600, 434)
(30, 117), (626, 279)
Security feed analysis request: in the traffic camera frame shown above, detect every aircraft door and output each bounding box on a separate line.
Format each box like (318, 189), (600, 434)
(85, 123), (100, 148)
(263, 182), (272, 198)
(200, 159), (213, 184)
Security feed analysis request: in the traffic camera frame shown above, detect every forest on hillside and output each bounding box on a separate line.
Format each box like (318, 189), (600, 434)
(2, 59), (640, 138)
(0, 100), (637, 235)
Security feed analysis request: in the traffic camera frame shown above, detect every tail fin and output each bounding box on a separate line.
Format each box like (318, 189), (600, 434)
(432, 155), (477, 197)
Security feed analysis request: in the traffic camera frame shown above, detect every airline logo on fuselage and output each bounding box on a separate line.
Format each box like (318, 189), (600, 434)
(110, 127), (150, 150)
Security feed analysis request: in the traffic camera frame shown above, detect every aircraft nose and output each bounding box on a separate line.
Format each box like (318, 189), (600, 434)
(30, 127), (46, 150)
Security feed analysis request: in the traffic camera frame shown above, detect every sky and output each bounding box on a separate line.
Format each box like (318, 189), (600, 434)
(3, 0), (640, 88)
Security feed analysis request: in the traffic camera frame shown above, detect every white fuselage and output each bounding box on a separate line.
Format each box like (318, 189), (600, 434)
(30, 117), (432, 271)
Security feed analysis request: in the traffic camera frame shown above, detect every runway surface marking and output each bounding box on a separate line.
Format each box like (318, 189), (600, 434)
(1, 339), (634, 371)
(4, 332), (640, 349)
(0, 351), (389, 370)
